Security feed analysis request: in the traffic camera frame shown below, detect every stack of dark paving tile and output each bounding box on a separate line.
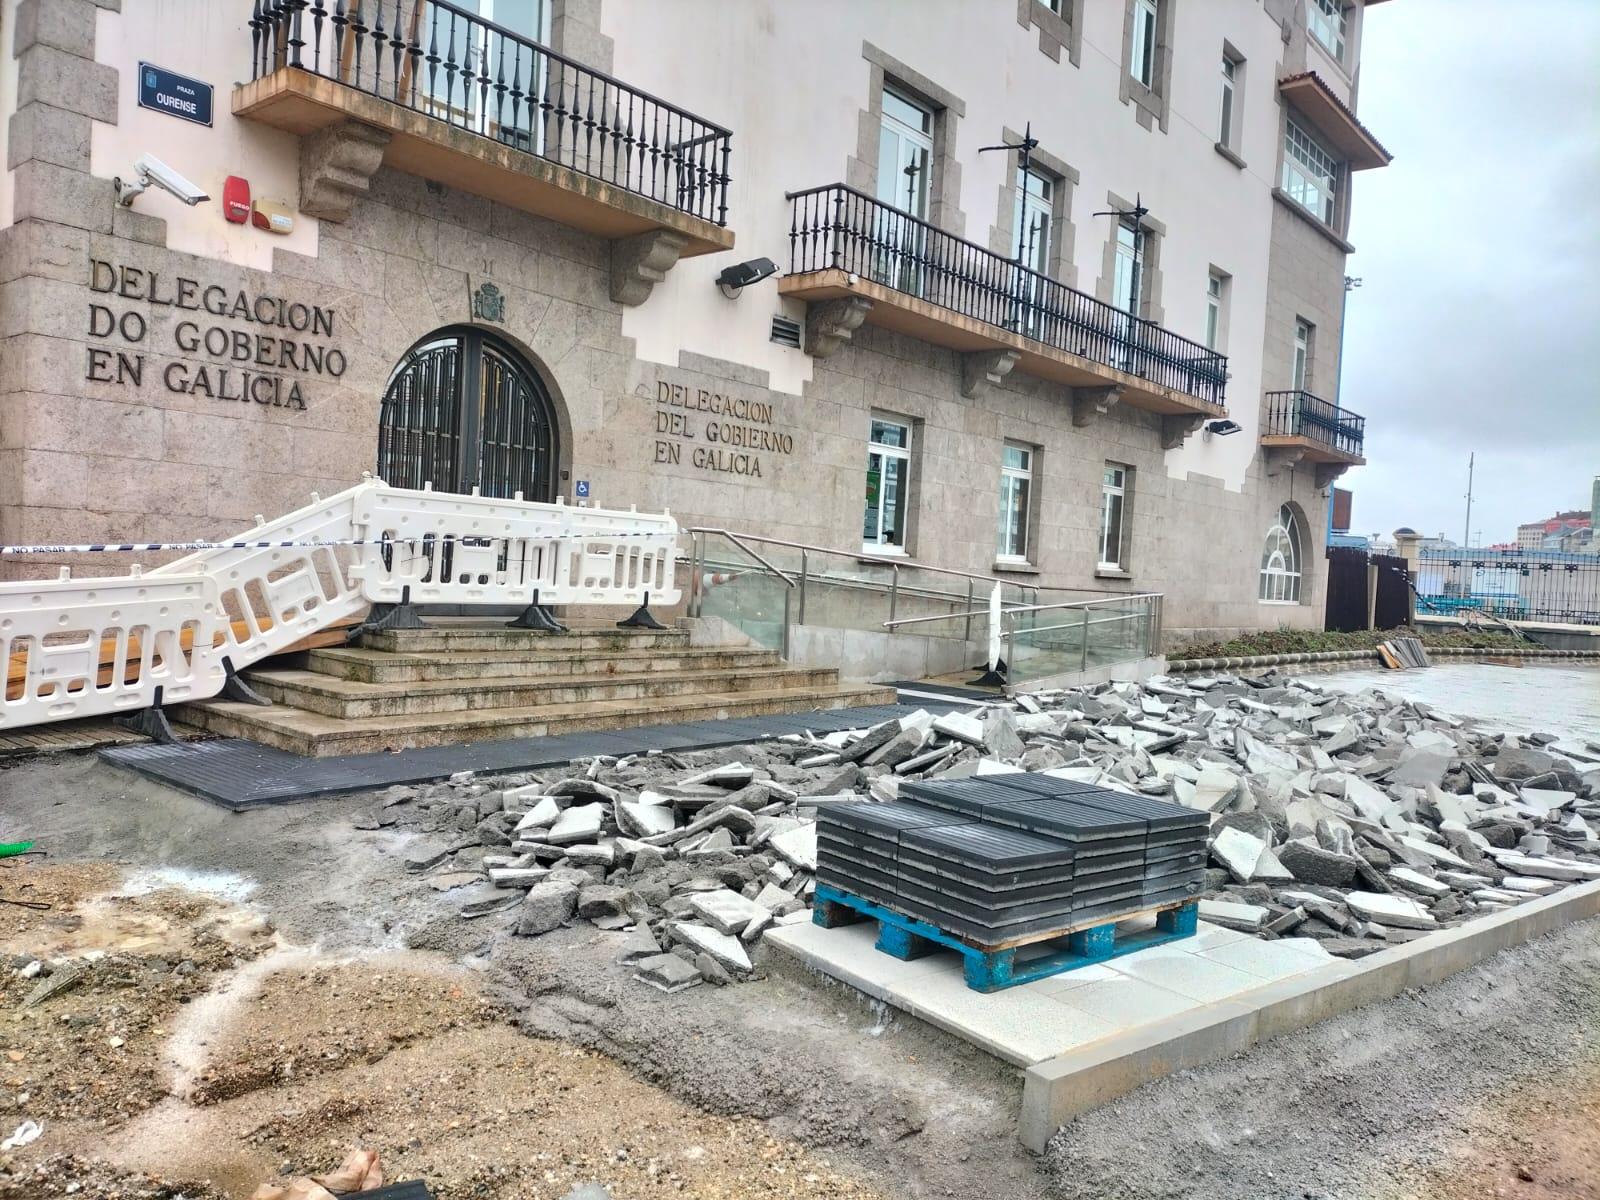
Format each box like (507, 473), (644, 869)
(817, 773), (1206, 943)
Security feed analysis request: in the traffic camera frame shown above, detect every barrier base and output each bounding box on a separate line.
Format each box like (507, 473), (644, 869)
(618, 592), (667, 631)
(507, 597), (567, 632)
(362, 601), (428, 634)
(219, 657), (271, 707)
(971, 657), (1008, 688)
(113, 686), (179, 745)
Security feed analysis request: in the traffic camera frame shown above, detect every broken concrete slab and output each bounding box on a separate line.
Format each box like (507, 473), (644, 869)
(688, 889), (768, 936)
(671, 921), (753, 973)
(516, 880), (579, 936)
(1344, 890), (1437, 930)
(634, 953), (702, 993)
(547, 802), (606, 846)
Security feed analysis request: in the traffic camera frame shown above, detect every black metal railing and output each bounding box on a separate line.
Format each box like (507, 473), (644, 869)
(786, 184), (1228, 406)
(1264, 389), (1365, 457)
(1416, 546), (1600, 626)
(250, 0), (732, 226)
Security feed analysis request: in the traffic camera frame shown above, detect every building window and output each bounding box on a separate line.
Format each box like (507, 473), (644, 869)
(1113, 220), (1144, 315)
(1013, 163), (1056, 334)
(1130, 0), (1159, 88)
(997, 444), (1034, 562)
(1100, 464), (1130, 570)
(1282, 118), (1339, 224)
(1259, 504), (1304, 603)
(1013, 165), (1055, 274)
(1308, 0), (1348, 62)
(863, 416), (912, 552)
(1037, 0), (1063, 12)
(1219, 56), (1237, 147)
(1293, 319), (1313, 390)
(1205, 271), (1226, 351)
(877, 87), (933, 218)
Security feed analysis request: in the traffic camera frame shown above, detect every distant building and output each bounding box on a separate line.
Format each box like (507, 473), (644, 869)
(1516, 510), (1591, 551)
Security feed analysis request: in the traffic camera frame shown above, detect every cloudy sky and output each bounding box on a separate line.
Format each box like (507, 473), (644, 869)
(1342, 0), (1600, 546)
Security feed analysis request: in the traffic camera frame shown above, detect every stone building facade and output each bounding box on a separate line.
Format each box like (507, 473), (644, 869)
(0, 0), (1391, 643)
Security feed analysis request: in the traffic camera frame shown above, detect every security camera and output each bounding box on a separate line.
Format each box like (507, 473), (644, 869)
(115, 154), (210, 208)
(716, 257), (778, 298)
(1204, 418), (1243, 437)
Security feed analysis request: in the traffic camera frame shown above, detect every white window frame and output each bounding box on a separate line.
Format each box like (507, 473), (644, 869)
(1205, 272), (1225, 351)
(1282, 117), (1340, 225)
(1308, 0), (1348, 62)
(1113, 220), (1144, 315)
(1259, 504), (1304, 604)
(425, 0), (553, 152)
(1130, 0), (1159, 89)
(997, 443), (1034, 563)
(863, 416), (912, 555)
(1293, 319), (1312, 390)
(1219, 55), (1237, 147)
(1013, 164), (1055, 272)
(1037, 0), (1063, 13)
(878, 87), (934, 218)
(1099, 464), (1129, 571)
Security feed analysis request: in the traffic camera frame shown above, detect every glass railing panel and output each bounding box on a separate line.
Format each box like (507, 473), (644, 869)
(1005, 597), (1157, 686)
(691, 542), (789, 651)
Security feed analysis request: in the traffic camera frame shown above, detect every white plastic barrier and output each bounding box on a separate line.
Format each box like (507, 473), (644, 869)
(352, 484), (680, 609)
(0, 478), (683, 731)
(0, 571), (227, 729)
(153, 485), (370, 665)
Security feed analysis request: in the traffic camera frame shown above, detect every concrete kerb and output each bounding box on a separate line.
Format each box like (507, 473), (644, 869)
(1017, 878), (1600, 1152)
(1168, 647), (1600, 673)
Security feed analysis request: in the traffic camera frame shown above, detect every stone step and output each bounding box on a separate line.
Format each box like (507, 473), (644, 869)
(305, 644), (783, 684)
(244, 664), (844, 719)
(359, 625), (691, 655)
(179, 681), (899, 758)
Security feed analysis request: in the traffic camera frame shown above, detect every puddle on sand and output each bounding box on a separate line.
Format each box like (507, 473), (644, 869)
(122, 866), (258, 903)
(0, 867), (270, 963)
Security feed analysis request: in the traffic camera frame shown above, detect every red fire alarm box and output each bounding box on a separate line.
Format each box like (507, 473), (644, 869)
(222, 175), (250, 224)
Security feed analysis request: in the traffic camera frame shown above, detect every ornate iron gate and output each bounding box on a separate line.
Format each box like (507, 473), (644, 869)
(377, 328), (557, 501)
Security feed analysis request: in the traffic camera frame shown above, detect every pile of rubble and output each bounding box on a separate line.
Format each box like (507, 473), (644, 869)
(376, 673), (1600, 988)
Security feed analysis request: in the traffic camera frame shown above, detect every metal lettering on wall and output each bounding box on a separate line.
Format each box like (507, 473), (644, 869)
(651, 381), (794, 479)
(83, 258), (347, 412)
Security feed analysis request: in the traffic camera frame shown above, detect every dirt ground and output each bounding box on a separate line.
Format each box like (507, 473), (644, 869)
(3, 749), (1600, 1200)
(0, 856), (882, 1199)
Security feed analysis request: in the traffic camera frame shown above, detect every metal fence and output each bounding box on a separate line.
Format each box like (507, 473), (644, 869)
(1264, 389), (1365, 458)
(1416, 546), (1600, 626)
(250, 0), (733, 225)
(786, 183), (1227, 406)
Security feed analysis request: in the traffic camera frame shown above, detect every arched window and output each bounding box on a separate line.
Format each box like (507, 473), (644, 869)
(1259, 504), (1304, 603)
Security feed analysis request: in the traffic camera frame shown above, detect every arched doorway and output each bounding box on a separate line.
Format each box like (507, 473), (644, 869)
(377, 327), (558, 501)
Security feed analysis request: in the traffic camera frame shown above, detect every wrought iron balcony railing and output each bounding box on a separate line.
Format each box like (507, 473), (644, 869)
(250, 0), (732, 226)
(1264, 389), (1365, 458)
(786, 184), (1228, 406)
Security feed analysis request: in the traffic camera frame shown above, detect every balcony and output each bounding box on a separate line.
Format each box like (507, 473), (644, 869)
(237, 1), (734, 298)
(780, 185), (1226, 442)
(1261, 389), (1365, 485)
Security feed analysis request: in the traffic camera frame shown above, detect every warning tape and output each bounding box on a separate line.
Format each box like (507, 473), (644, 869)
(0, 531), (675, 557)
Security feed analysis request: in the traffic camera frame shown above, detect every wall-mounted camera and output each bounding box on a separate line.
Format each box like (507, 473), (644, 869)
(114, 153), (210, 208)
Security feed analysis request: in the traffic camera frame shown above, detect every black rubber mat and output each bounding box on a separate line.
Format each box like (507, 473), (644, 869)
(98, 700), (962, 811)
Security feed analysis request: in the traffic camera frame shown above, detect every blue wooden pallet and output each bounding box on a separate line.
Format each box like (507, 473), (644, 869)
(812, 883), (1199, 994)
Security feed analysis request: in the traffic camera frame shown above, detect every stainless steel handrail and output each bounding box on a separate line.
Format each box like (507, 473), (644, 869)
(685, 526), (1131, 597)
(712, 530), (798, 587)
(882, 592), (1164, 629)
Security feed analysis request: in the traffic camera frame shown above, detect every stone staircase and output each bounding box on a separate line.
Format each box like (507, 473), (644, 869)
(179, 620), (894, 757)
